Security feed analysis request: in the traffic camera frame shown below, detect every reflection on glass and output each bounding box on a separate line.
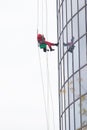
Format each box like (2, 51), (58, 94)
(67, 0), (71, 21)
(74, 72), (80, 100)
(68, 22), (71, 41)
(64, 54), (68, 81)
(75, 100), (81, 130)
(61, 61), (64, 86)
(81, 67), (87, 95)
(80, 36), (86, 67)
(79, 9), (86, 37)
(73, 15), (78, 41)
(60, 7), (63, 32)
(63, 0), (66, 27)
(60, 36), (63, 59)
(62, 87), (65, 112)
(81, 94), (87, 127)
(63, 114), (65, 130)
(66, 109), (69, 130)
(68, 52), (72, 77)
(69, 78), (73, 104)
(65, 83), (68, 108)
(74, 42), (79, 72)
(79, 0), (85, 9)
(64, 28), (67, 53)
(72, 0), (77, 15)
(60, 91), (63, 115)
(70, 104), (74, 130)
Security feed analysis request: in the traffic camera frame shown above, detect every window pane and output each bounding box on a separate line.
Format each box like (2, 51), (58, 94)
(74, 42), (79, 72)
(63, 114), (66, 130)
(75, 100), (81, 129)
(66, 109), (69, 130)
(79, 9), (86, 36)
(65, 83), (69, 108)
(63, 0), (66, 27)
(73, 15), (78, 42)
(79, 0), (85, 9)
(67, 0), (71, 21)
(62, 87), (65, 112)
(70, 105), (74, 130)
(72, 0), (77, 15)
(68, 52), (72, 77)
(64, 54), (68, 81)
(81, 94), (87, 127)
(64, 28), (67, 53)
(81, 67), (87, 95)
(80, 36), (86, 67)
(69, 78), (73, 104)
(74, 72), (80, 100)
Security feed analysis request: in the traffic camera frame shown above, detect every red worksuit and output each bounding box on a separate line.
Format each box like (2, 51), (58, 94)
(37, 34), (58, 51)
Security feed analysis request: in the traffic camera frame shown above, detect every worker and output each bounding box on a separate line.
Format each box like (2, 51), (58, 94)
(37, 34), (58, 52)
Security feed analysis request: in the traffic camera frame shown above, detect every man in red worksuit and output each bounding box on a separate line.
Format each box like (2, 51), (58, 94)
(37, 34), (58, 52)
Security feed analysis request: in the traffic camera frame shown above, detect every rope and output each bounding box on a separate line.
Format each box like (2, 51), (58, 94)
(37, 0), (56, 130)
(45, 0), (56, 130)
(37, 0), (49, 130)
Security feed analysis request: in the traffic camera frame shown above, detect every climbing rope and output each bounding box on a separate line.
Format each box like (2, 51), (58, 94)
(37, 0), (49, 130)
(37, 0), (56, 130)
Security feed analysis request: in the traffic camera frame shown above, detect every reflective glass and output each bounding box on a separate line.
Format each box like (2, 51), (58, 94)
(66, 109), (69, 130)
(75, 100), (81, 129)
(81, 67), (87, 95)
(79, 9), (86, 36)
(74, 42), (79, 72)
(80, 36), (86, 67)
(70, 104), (74, 130)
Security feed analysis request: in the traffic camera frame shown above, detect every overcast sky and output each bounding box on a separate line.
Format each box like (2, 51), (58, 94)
(0, 0), (58, 130)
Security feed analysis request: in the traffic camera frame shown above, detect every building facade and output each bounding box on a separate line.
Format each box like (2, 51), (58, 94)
(57, 0), (87, 130)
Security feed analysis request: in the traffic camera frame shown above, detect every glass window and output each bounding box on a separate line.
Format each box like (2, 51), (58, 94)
(67, 0), (71, 21)
(65, 83), (69, 108)
(60, 90), (63, 115)
(75, 100), (81, 130)
(81, 94), (87, 127)
(72, 0), (77, 15)
(79, 9), (86, 37)
(59, 64), (62, 89)
(63, 0), (66, 27)
(67, 22), (72, 42)
(74, 72), (80, 100)
(66, 109), (69, 130)
(62, 87), (65, 112)
(64, 28), (67, 53)
(68, 52), (73, 77)
(69, 78), (73, 104)
(61, 117), (63, 130)
(60, 36), (63, 59)
(74, 42), (79, 72)
(79, 0), (85, 9)
(61, 60), (64, 86)
(73, 15), (78, 42)
(63, 114), (66, 130)
(64, 54), (68, 81)
(70, 104), (74, 130)
(80, 36), (86, 67)
(60, 7), (63, 33)
(59, 42), (61, 63)
(81, 67), (87, 95)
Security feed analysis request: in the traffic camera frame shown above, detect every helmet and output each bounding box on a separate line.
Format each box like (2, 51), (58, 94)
(37, 34), (43, 41)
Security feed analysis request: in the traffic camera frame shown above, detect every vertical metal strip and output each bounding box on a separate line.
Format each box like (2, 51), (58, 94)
(70, 0), (76, 129)
(77, 0), (82, 129)
(65, 0), (70, 129)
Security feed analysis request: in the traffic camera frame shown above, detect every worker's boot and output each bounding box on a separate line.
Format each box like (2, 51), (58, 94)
(50, 47), (55, 51)
(54, 43), (59, 46)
